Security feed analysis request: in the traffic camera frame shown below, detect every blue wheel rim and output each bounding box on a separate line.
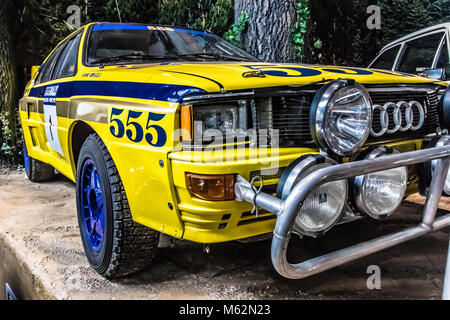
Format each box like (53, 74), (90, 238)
(23, 143), (30, 174)
(80, 159), (105, 253)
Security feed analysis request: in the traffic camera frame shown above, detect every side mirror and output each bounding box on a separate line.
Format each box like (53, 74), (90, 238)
(422, 68), (447, 81)
(31, 65), (40, 80)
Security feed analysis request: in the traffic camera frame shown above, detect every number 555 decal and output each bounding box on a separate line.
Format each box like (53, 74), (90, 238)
(109, 108), (167, 147)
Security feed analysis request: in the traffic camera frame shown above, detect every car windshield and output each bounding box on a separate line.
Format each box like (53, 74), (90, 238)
(86, 24), (257, 65)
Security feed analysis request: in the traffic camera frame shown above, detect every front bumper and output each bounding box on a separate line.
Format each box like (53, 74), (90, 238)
(169, 147), (318, 243)
(234, 136), (450, 279)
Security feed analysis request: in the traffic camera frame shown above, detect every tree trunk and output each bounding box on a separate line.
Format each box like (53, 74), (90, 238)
(235, 0), (296, 62)
(0, 1), (19, 160)
(0, 2), (17, 114)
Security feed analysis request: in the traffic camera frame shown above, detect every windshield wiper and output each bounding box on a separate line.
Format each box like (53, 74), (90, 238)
(178, 53), (250, 62)
(91, 52), (251, 66)
(92, 53), (180, 65)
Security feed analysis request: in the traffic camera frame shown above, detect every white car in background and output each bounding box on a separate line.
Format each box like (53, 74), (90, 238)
(369, 23), (450, 82)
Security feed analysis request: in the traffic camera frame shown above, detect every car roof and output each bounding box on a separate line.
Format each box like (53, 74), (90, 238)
(379, 22), (450, 52)
(92, 22), (209, 33)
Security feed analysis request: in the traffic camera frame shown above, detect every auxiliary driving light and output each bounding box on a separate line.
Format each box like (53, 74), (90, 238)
(353, 147), (408, 220)
(423, 136), (450, 196)
(310, 79), (372, 156)
(276, 155), (348, 237)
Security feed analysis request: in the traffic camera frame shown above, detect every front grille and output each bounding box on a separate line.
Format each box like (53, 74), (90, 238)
(253, 94), (315, 147)
(249, 167), (286, 181)
(253, 86), (441, 147)
(368, 89), (440, 142)
(237, 210), (276, 226)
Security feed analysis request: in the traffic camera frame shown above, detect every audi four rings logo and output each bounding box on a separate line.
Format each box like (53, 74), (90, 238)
(370, 101), (425, 137)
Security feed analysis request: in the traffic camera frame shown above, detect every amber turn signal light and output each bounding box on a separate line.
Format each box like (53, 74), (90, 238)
(180, 104), (193, 141)
(185, 173), (235, 201)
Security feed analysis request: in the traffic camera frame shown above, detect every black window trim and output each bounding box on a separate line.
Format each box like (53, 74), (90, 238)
(35, 45), (65, 85)
(52, 31), (83, 81)
(35, 29), (84, 85)
(82, 24), (94, 68)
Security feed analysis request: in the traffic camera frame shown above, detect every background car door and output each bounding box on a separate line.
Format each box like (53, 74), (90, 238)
(396, 31), (446, 74)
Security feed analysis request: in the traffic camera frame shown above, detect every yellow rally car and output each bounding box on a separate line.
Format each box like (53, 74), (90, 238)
(19, 22), (450, 279)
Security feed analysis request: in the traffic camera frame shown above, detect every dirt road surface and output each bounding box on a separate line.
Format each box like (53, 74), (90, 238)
(0, 169), (449, 300)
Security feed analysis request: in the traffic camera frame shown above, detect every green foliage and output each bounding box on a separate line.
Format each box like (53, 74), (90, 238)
(87, 0), (158, 24)
(12, 0), (88, 66)
(12, 0), (159, 66)
(0, 111), (22, 165)
(305, 0), (379, 67)
(378, 0), (450, 47)
(158, 0), (234, 36)
(224, 11), (249, 47)
(291, 0), (310, 62)
(303, 0), (450, 67)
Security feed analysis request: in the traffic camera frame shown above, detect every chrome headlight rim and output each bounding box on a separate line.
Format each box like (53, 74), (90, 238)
(353, 147), (408, 220)
(276, 154), (348, 237)
(310, 79), (373, 157)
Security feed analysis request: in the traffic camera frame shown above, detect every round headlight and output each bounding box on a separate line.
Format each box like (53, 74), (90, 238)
(277, 155), (348, 237)
(423, 136), (450, 196)
(310, 80), (372, 156)
(353, 147), (408, 220)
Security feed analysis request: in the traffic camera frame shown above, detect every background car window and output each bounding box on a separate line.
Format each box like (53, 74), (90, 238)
(370, 45), (400, 70)
(53, 33), (82, 79)
(398, 32), (445, 74)
(436, 37), (449, 69)
(35, 45), (64, 84)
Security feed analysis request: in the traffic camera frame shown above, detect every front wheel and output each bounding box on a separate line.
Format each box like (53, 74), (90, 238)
(76, 133), (159, 278)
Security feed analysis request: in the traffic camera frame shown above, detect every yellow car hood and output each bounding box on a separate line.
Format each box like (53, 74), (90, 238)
(116, 61), (439, 93)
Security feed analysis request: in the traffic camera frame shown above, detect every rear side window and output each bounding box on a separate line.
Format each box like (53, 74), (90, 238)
(370, 45), (400, 70)
(398, 32), (445, 74)
(36, 45), (64, 84)
(54, 33), (82, 79)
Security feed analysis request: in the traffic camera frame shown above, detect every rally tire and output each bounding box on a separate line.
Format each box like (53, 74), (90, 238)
(23, 143), (54, 182)
(76, 133), (160, 278)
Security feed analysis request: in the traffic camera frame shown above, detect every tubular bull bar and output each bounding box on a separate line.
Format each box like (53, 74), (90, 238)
(234, 136), (450, 281)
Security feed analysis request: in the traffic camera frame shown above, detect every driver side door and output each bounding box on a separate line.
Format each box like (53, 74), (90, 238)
(27, 31), (82, 170)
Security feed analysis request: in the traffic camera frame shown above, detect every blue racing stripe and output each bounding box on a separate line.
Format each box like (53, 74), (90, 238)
(93, 24), (149, 31)
(92, 24), (209, 36)
(29, 81), (205, 103)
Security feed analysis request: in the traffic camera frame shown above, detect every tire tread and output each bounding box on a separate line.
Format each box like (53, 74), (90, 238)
(28, 158), (54, 182)
(86, 134), (159, 278)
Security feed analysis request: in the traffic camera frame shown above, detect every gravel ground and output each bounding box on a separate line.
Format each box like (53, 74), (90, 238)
(0, 168), (449, 300)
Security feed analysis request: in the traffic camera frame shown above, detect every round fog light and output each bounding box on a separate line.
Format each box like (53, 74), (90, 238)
(353, 147), (408, 220)
(277, 155), (348, 236)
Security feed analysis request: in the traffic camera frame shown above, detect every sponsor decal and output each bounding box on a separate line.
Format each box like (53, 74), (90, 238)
(109, 107), (167, 147)
(43, 85), (64, 155)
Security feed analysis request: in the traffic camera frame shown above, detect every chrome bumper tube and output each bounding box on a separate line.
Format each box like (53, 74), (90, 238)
(235, 136), (450, 280)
